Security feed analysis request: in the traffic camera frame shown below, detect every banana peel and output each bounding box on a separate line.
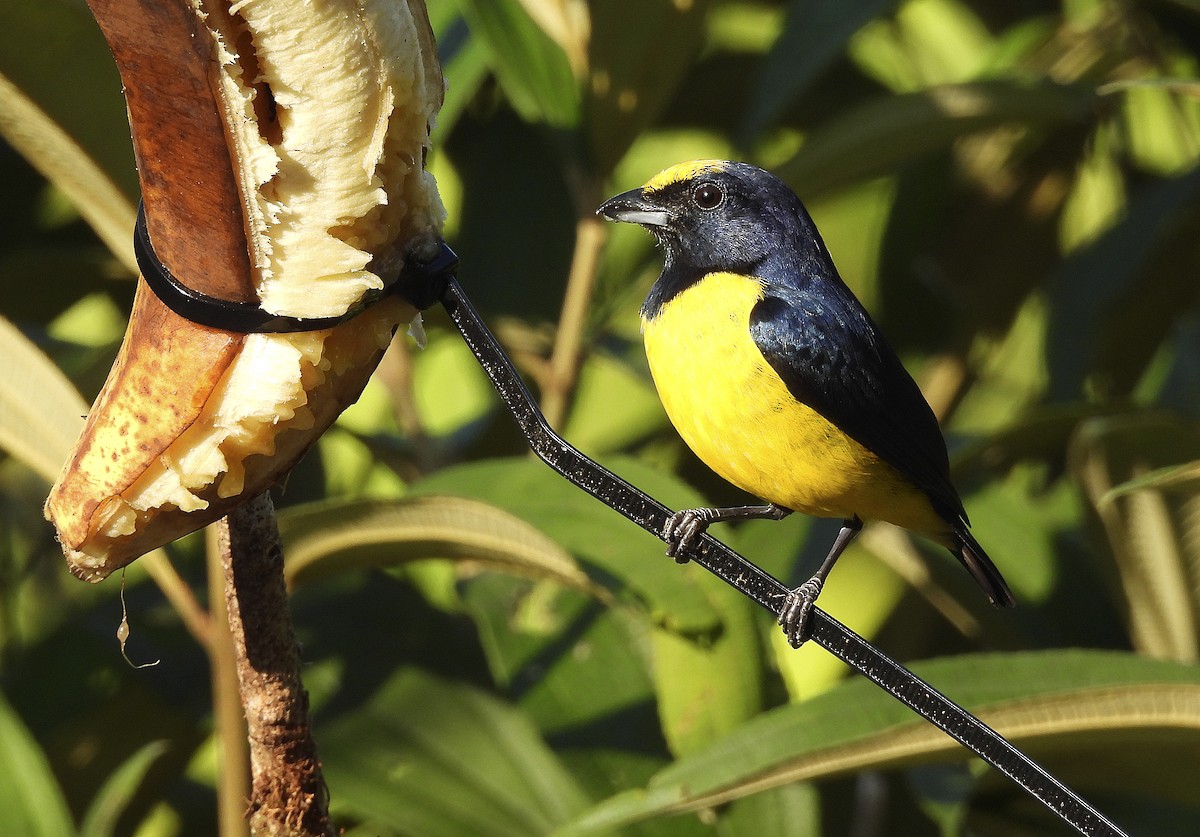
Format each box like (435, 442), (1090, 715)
(46, 0), (446, 581)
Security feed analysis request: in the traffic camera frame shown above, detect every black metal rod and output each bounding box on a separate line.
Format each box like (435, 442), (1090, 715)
(440, 275), (1127, 837)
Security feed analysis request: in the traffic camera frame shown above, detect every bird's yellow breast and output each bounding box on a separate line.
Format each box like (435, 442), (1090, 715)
(642, 272), (944, 535)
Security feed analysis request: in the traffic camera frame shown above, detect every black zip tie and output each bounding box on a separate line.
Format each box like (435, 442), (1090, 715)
(131, 210), (1125, 835)
(133, 201), (455, 332)
(437, 274), (1128, 837)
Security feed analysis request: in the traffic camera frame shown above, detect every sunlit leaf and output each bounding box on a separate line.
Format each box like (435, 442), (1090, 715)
(456, 0), (580, 128)
(952, 293), (1051, 431)
(1121, 82), (1200, 176)
(517, 0), (589, 76)
(849, 0), (994, 92)
(952, 402), (1116, 481)
(413, 331), (498, 439)
(47, 292), (128, 349)
(0, 694), (75, 837)
(807, 176), (897, 310)
(895, 0), (994, 83)
(706, 1), (785, 54)
(318, 429), (407, 501)
(558, 651), (1200, 832)
(1058, 126), (1125, 252)
(981, 17), (1057, 75)
(651, 573), (761, 757)
(561, 351), (666, 455)
(957, 465), (1077, 604)
(279, 495), (604, 600)
(0, 315), (87, 483)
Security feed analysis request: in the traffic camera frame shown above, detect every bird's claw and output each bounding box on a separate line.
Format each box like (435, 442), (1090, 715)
(778, 577), (824, 648)
(663, 508), (715, 563)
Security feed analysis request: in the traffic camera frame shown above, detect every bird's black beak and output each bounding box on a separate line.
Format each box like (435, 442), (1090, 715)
(596, 188), (670, 227)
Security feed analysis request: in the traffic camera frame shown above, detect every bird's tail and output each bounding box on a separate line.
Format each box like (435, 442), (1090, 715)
(952, 526), (1015, 608)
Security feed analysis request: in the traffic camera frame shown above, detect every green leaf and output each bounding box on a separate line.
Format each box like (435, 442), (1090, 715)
(78, 741), (170, 837)
(458, 572), (665, 802)
(561, 351), (666, 456)
(0, 71), (135, 271)
(558, 651), (1200, 832)
(321, 669), (591, 836)
(413, 457), (723, 635)
(0, 693), (76, 837)
(775, 80), (1097, 201)
(455, 0), (580, 128)
(428, 9), (491, 140)
(958, 465), (1077, 604)
(1121, 81), (1200, 176)
(1103, 459), (1200, 503)
(651, 573), (762, 757)
(1058, 125), (1125, 253)
(414, 330), (499, 438)
(0, 315), (87, 483)
(410, 457), (759, 759)
(849, 0), (994, 92)
(742, 0), (895, 140)
(278, 494), (604, 600)
(586, 0), (712, 176)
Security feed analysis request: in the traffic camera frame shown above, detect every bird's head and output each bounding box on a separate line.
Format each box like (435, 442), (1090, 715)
(596, 160), (821, 277)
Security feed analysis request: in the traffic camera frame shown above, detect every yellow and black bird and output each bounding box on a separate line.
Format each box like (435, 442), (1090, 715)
(597, 160), (1014, 646)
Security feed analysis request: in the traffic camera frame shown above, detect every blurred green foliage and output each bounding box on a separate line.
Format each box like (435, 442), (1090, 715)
(3, 0), (1200, 834)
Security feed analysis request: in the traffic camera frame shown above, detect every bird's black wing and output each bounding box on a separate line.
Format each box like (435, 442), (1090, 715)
(748, 271), (966, 525)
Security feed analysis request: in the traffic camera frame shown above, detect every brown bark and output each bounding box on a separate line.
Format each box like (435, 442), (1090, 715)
(217, 493), (333, 837)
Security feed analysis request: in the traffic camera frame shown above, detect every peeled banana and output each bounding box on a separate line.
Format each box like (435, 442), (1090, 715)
(46, 0), (445, 581)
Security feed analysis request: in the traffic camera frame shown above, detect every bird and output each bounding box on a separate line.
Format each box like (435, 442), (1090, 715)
(596, 160), (1014, 647)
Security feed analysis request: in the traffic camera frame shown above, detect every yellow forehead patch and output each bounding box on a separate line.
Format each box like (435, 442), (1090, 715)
(643, 160), (727, 192)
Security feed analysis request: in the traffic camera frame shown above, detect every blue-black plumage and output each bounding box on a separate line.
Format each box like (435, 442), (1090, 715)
(599, 160), (1013, 645)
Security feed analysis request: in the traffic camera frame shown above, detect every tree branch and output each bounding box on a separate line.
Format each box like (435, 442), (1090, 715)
(217, 492), (333, 837)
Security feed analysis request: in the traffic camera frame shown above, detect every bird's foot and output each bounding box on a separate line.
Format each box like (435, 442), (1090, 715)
(778, 577), (824, 648)
(663, 508), (718, 562)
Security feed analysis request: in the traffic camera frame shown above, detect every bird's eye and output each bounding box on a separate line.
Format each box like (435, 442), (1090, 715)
(692, 182), (724, 211)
